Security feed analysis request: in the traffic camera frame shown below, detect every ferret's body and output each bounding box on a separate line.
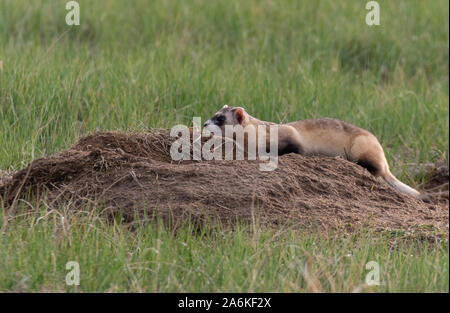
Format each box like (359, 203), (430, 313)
(285, 118), (375, 159)
(204, 105), (425, 200)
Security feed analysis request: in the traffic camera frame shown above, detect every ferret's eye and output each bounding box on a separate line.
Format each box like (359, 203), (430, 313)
(216, 116), (225, 122)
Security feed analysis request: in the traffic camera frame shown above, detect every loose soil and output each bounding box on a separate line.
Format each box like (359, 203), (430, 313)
(0, 130), (448, 236)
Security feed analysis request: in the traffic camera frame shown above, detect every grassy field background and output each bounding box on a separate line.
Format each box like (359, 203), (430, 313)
(0, 0), (448, 292)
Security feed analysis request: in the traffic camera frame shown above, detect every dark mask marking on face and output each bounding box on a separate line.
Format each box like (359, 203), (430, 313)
(213, 115), (226, 126)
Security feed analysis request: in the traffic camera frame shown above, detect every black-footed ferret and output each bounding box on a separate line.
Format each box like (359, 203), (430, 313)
(204, 105), (427, 201)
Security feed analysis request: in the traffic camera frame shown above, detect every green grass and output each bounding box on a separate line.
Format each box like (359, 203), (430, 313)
(0, 0), (448, 292)
(0, 206), (448, 292)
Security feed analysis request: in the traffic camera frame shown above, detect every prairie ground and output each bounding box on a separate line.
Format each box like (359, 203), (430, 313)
(0, 0), (448, 292)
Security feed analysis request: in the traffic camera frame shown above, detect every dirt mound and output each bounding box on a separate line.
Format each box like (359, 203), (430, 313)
(0, 130), (448, 235)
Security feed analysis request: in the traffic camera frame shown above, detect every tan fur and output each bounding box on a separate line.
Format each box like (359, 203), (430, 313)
(204, 106), (424, 200)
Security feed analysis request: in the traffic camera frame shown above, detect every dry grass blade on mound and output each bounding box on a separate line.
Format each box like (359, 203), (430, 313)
(0, 130), (448, 236)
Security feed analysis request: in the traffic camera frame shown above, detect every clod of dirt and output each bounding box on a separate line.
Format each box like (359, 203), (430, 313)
(0, 170), (12, 187)
(0, 130), (448, 236)
(422, 160), (449, 206)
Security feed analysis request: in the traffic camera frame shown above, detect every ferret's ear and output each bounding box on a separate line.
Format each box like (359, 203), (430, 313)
(233, 108), (245, 124)
(222, 104), (228, 109)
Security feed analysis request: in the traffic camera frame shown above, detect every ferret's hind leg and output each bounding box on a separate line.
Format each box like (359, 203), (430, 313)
(351, 135), (423, 199)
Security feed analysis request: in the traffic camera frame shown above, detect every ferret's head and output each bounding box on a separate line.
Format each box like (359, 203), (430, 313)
(203, 105), (247, 133)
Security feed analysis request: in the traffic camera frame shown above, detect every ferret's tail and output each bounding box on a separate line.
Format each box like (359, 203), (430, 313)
(381, 169), (429, 201)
